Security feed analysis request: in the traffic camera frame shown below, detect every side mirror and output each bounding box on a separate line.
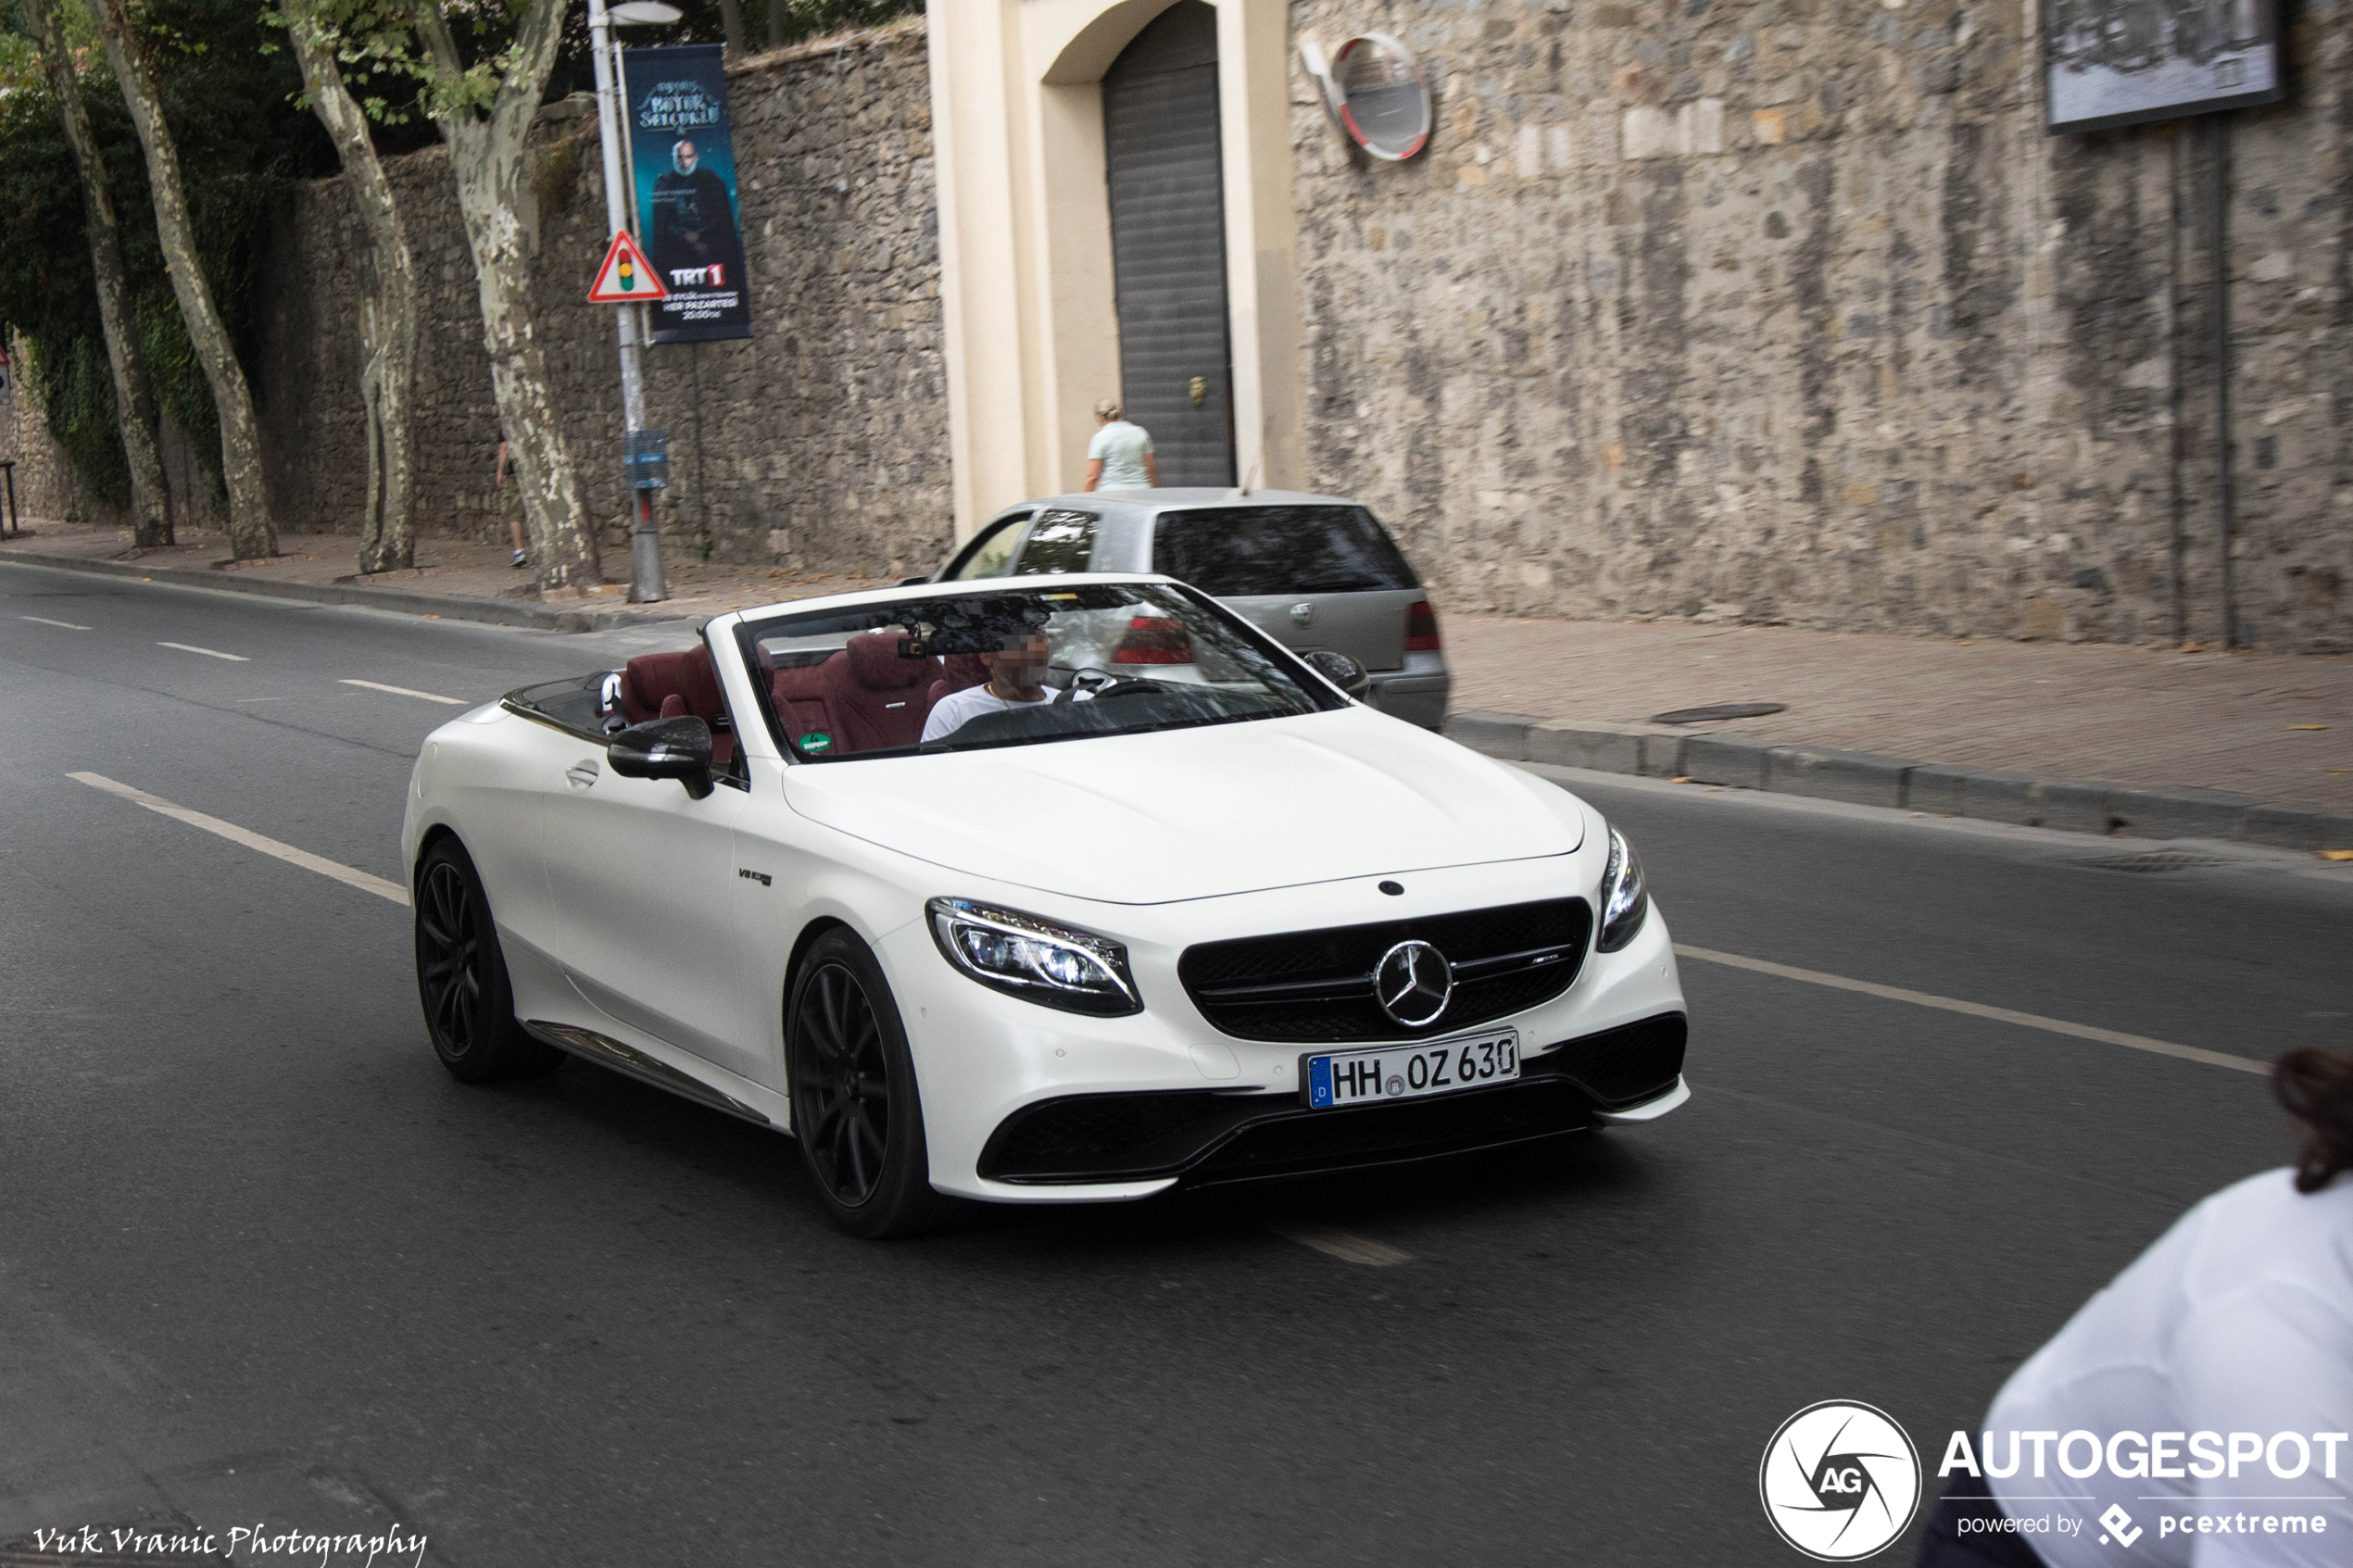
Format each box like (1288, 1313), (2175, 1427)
(1304, 649), (1370, 698)
(607, 716), (715, 798)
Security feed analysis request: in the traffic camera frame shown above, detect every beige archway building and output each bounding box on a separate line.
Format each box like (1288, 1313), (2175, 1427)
(925, 0), (1305, 538)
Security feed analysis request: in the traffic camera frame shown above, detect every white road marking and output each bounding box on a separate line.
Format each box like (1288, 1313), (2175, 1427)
(19, 615), (92, 631)
(1267, 1223), (1412, 1267)
(157, 641), (248, 661)
(1672, 944), (2269, 1075)
(341, 678), (466, 706)
(69, 772), (408, 907)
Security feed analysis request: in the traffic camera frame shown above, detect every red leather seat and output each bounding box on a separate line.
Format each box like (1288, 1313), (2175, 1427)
(619, 646), (734, 765)
(926, 652), (991, 709)
(817, 633), (939, 753)
(770, 663), (838, 752)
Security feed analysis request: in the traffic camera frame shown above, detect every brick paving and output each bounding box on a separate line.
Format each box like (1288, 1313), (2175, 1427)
(7, 521), (2347, 811)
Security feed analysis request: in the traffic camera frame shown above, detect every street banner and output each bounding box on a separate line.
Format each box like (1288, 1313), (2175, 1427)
(620, 43), (753, 343)
(587, 230), (668, 303)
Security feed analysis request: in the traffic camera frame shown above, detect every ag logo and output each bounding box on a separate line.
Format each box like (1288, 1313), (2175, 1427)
(1758, 1400), (1921, 1561)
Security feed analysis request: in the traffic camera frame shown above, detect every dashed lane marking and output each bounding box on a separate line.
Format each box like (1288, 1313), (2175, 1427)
(1672, 944), (2269, 1075)
(19, 615), (91, 631)
(69, 772), (408, 907)
(341, 678), (467, 706)
(1267, 1223), (1412, 1267)
(157, 641), (248, 661)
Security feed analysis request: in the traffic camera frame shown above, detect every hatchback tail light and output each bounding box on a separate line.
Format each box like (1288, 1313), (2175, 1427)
(1112, 616), (1194, 664)
(1404, 600), (1441, 652)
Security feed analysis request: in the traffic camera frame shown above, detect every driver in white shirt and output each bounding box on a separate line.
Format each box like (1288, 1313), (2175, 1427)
(920, 631), (1090, 744)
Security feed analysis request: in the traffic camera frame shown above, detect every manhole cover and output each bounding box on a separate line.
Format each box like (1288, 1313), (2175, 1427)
(2076, 849), (2230, 874)
(1649, 701), (1788, 725)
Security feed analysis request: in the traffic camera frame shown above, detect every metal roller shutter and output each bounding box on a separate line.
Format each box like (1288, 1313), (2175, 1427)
(1102, 2), (1235, 487)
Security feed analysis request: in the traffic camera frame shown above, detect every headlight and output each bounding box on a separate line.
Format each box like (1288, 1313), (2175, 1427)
(1596, 826), (1649, 953)
(926, 897), (1141, 1016)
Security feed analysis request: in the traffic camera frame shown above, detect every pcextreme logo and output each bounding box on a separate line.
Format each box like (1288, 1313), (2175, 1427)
(1760, 1400), (1925, 1561)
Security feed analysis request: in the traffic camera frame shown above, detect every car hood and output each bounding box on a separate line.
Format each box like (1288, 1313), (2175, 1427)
(781, 709), (1584, 904)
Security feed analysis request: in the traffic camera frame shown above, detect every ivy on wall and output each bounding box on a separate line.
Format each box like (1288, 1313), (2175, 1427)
(0, 0), (329, 507)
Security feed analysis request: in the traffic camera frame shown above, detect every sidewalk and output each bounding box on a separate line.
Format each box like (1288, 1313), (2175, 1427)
(6, 518), (2347, 841)
(0, 520), (889, 630)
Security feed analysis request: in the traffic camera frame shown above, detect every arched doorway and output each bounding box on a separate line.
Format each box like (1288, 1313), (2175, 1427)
(1101, 0), (1235, 486)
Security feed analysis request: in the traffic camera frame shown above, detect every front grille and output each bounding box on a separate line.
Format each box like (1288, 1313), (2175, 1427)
(977, 1012), (1688, 1185)
(1177, 898), (1592, 1042)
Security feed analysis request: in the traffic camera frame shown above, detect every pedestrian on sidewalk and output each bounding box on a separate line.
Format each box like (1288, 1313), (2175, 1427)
(1914, 1045), (2353, 1568)
(1082, 398), (1158, 493)
(497, 437), (525, 569)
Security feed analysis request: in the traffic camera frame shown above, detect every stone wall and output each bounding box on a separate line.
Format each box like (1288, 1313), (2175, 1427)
(1288, 0), (2353, 652)
(253, 20), (947, 578)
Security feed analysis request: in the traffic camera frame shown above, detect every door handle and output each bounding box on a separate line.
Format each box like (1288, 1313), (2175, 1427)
(566, 759), (600, 789)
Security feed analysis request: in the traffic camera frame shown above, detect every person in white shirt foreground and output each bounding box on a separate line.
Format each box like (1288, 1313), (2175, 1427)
(920, 631), (1090, 745)
(1917, 1046), (2353, 1567)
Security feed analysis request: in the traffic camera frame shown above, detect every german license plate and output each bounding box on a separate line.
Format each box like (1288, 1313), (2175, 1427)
(1302, 1030), (1519, 1110)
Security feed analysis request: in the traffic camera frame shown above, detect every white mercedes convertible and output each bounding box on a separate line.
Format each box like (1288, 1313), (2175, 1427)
(403, 575), (1688, 1236)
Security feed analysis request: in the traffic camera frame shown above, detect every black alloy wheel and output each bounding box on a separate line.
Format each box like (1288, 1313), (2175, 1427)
(417, 859), (485, 1053)
(413, 840), (560, 1083)
(784, 929), (958, 1237)
(792, 961), (893, 1205)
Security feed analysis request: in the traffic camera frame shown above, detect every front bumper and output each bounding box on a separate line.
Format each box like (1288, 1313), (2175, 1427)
(880, 858), (1686, 1203)
(978, 1015), (1688, 1187)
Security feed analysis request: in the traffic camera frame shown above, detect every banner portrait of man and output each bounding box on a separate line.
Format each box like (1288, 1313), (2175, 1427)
(623, 44), (754, 343)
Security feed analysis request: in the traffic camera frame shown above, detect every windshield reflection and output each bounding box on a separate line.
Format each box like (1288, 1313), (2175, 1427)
(738, 582), (1345, 761)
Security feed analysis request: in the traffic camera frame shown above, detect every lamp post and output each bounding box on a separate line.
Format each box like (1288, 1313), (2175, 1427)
(587, 0), (681, 602)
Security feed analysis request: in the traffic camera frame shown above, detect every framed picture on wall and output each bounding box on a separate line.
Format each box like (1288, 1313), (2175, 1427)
(2045, 0), (2284, 133)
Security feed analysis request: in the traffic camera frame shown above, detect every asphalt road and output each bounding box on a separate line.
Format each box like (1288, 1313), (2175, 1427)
(4, 562), (2347, 1568)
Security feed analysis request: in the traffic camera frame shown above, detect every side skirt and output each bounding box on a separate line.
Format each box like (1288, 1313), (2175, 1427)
(522, 1020), (782, 1131)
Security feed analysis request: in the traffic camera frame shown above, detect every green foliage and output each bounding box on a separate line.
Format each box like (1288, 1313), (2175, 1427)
(0, 0), (329, 500)
(764, 0), (921, 44)
(23, 331), (130, 504)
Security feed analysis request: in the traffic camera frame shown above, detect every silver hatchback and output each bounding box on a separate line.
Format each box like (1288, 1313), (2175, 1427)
(926, 490), (1451, 729)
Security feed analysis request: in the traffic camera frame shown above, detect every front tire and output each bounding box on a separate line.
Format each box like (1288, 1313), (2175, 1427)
(413, 839), (561, 1083)
(786, 930), (957, 1237)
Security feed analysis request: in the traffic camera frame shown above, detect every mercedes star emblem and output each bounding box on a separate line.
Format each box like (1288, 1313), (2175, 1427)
(1290, 602), (1315, 628)
(1373, 939), (1453, 1028)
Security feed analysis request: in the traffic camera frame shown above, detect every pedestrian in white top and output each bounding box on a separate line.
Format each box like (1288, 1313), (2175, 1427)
(1083, 398), (1158, 492)
(920, 631), (1092, 745)
(1914, 1046), (2353, 1568)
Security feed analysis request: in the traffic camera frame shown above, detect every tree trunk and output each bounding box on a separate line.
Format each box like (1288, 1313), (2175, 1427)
(716, 0), (748, 58)
(287, 22), (418, 573)
(25, 0), (171, 547)
(417, 0), (599, 597)
(767, 0), (786, 51)
(85, 0), (275, 559)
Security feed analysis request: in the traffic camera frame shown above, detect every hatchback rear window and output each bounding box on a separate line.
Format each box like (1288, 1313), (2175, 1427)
(1150, 506), (1417, 596)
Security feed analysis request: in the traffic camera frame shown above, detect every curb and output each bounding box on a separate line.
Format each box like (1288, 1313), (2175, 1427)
(0, 548), (691, 633)
(1444, 710), (2353, 853)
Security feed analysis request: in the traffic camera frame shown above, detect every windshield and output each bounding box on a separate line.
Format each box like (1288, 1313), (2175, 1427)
(737, 582), (1346, 762)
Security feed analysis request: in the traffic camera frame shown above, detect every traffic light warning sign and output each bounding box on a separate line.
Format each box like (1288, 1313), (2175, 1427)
(587, 231), (668, 303)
